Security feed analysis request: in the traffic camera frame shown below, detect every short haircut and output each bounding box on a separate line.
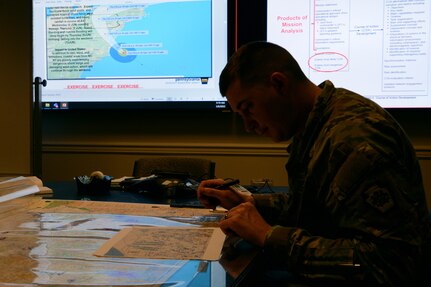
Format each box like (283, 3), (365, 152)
(219, 41), (307, 97)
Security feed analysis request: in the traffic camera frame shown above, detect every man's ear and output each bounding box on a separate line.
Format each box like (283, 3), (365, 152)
(270, 72), (289, 94)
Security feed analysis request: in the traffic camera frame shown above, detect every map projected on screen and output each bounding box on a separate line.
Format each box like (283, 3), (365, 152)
(46, 2), (211, 80)
(33, 0), (229, 110)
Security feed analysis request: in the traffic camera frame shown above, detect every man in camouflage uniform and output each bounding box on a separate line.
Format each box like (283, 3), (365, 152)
(197, 41), (431, 286)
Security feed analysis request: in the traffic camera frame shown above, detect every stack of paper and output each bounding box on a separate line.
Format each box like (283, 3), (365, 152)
(0, 176), (52, 203)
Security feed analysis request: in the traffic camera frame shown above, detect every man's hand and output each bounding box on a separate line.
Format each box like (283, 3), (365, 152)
(197, 179), (254, 210)
(219, 202), (271, 247)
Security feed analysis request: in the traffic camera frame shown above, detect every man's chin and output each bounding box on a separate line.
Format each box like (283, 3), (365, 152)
(259, 130), (288, 142)
(269, 133), (291, 143)
(271, 137), (283, 143)
(268, 133), (282, 142)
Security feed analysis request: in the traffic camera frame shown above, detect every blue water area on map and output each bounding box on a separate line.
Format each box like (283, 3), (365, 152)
(80, 1), (212, 79)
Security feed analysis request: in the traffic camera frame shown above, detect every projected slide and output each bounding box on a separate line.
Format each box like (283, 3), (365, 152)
(33, 0), (229, 109)
(46, 2), (211, 80)
(267, 0), (431, 108)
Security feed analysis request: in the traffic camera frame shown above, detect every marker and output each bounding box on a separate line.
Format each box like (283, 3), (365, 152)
(214, 179), (240, 190)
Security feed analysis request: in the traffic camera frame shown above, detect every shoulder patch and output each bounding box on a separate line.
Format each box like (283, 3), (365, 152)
(365, 186), (394, 213)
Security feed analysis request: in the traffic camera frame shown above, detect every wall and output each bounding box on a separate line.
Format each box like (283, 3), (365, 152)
(0, 0), (33, 176)
(41, 109), (289, 184)
(4, 1), (431, 209)
(41, 109), (431, 209)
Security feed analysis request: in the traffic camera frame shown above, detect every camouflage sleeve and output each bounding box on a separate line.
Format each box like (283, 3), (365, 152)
(263, 226), (363, 281)
(252, 193), (290, 225)
(252, 142), (428, 285)
(252, 194), (363, 281)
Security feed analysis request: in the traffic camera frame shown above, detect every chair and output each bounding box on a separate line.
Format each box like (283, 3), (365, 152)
(132, 157), (216, 181)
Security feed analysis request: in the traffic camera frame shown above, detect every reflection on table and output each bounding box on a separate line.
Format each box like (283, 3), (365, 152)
(0, 187), (261, 286)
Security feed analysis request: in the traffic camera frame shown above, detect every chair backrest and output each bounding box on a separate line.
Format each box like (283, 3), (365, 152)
(132, 157), (216, 181)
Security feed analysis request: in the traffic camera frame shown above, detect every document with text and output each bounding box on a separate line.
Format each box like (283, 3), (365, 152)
(94, 226), (226, 261)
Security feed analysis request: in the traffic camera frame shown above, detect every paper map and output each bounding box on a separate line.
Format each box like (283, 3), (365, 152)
(0, 198), (227, 286)
(95, 226), (226, 260)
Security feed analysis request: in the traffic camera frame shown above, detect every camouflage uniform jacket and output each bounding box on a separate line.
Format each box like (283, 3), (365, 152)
(253, 80), (431, 286)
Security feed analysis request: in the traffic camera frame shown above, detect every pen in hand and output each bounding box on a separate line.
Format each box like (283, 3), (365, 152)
(214, 179), (240, 190)
(206, 179), (241, 209)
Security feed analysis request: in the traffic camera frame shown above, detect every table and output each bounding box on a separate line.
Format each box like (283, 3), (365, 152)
(0, 181), (265, 287)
